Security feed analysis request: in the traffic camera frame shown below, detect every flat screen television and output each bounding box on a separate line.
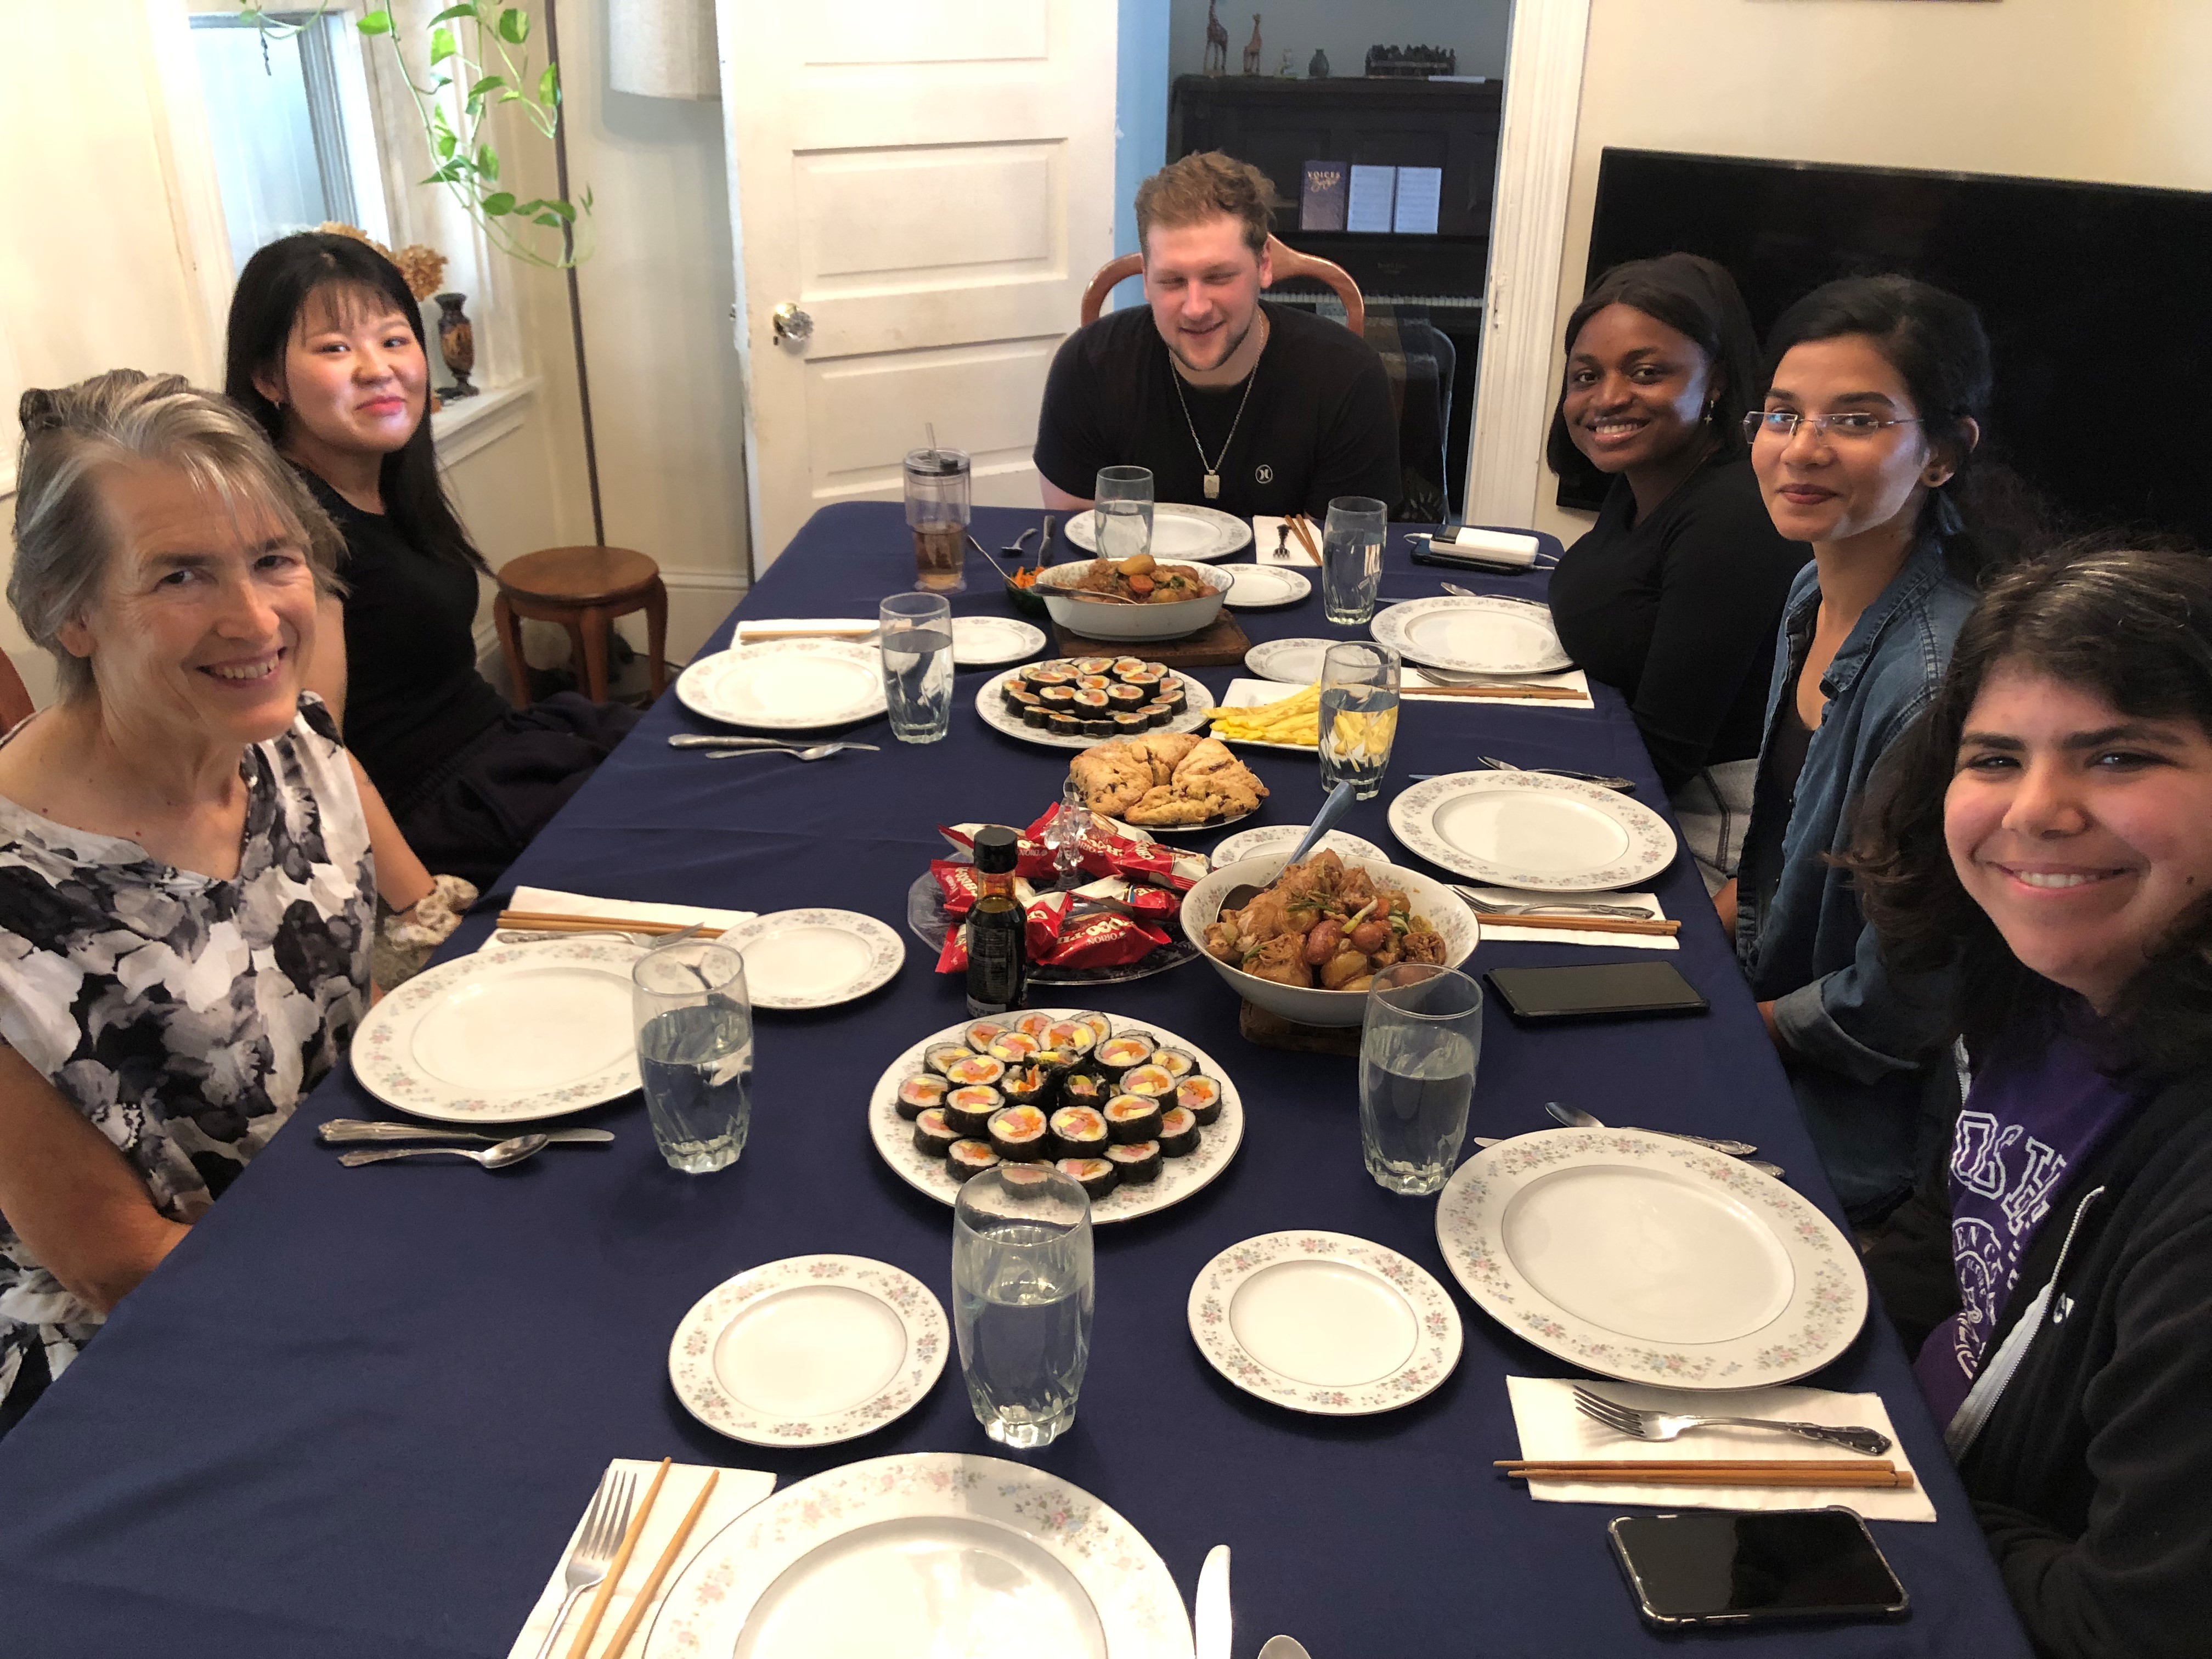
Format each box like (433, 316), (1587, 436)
(1560, 148), (2212, 551)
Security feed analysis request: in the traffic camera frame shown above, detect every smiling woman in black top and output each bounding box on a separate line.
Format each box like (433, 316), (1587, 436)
(1544, 255), (1809, 891)
(225, 234), (636, 891)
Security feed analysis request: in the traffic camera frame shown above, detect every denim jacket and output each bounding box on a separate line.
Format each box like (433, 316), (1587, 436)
(1734, 534), (1979, 1217)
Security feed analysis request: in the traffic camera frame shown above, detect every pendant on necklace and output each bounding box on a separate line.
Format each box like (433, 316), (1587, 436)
(1203, 471), (1220, 500)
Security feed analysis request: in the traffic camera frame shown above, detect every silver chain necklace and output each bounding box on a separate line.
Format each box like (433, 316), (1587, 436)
(1169, 325), (1263, 500)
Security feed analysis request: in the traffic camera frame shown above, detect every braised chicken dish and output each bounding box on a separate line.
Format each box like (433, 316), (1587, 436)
(1203, 849), (1447, 991)
(1070, 552), (1216, 603)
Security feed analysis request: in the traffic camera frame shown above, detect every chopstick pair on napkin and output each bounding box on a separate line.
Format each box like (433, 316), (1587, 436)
(481, 886), (757, 951)
(731, 617), (874, 645)
(1463, 887), (1678, 951)
(1402, 666), (1595, 708)
(506, 1459), (776, 1659)
(1504, 1378), (1936, 1521)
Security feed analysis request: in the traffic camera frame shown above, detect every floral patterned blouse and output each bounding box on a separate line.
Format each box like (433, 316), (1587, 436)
(0, 696), (373, 1415)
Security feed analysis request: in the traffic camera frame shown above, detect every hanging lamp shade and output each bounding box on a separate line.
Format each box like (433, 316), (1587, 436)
(608, 0), (720, 99)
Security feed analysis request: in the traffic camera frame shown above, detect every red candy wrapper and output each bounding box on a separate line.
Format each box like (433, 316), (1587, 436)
(932, 859), (984, 918)
(1040, 912), (1171, 969)
(1025, 890), (1075, 960)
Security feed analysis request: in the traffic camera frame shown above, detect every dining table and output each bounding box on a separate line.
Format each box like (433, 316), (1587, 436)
(0, 501), (2035, 1659)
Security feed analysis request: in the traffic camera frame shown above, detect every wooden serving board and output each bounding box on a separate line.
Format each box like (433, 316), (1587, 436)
(1052, 610), (1253, 668)
(1238, 999), (1362, 1056)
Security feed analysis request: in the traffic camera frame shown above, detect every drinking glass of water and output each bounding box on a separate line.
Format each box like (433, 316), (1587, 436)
(1093, 466), (1155, 563)
(1320, 494), (1388, 623)
(632, 940), (753, 1174)
(1319, 641), (1401, 800)
(952, 1163), (1094, 1448)
(879, 591), (955, 744)
(1358, 962), (1483, 1194)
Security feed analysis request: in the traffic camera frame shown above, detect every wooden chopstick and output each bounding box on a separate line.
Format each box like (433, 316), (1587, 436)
(1512, 1470), (1916, 1488)
(566, 1457), (670, 1659)
(599, 1469), (719, 1659)
(1497, 1459), (1894, 1473)
(495, 911), (724, 939)
(1479, 912), (1680, 938)
(1286, 513), (1323, 563)
(1403, 684), (1587, 702)
(736, 623), (875, 640)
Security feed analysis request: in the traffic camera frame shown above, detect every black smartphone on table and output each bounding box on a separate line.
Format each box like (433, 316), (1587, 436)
(1485, 960), (1709, 1023)
(1609, 1509), (1910, 1630)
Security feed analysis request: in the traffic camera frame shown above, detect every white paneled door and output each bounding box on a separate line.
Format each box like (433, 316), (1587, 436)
(716, 1), (1118, 571)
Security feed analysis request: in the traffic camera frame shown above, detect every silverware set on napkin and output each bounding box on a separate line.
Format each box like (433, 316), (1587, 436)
(668, 736), (879, 763)
(1476, 1103), (1782, 1180)
(319, 1118), (613, 1170)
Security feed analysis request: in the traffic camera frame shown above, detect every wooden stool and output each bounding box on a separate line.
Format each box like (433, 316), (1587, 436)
(492, 545), (667, 708)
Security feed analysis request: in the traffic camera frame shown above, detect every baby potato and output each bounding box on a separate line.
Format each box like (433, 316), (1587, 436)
(1115, 552), (1156, 577)
(1319, 950), (1371, 990)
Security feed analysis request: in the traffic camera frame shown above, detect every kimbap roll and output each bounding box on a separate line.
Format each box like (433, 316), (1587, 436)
(1149, 1047), (1200, 1082)
(1041, 1020), (1097, 1055)
(943, 1085), (1003, 1135)
(913, 1108), (961, 1157)
(1040, 684), (1079, 706)
(1074, 656), (1115, 676)
(924, 1042), (974, 1077)
(1104, 1093), (1164, 1143)
(895, 1074), (949, 1119)
(1093, 1035), (1155, 1080)
(1157, 1105), (1201, 1157)
(988, 1104), (1052, 1161)
(1075, 1011), (1114, 1043)
(1139, 701), (1176, 728)
(1141, 661), (1169, 679)
(1004, 683), (1040, 713)
(1156, 680), (1188, 713)
(1002, 1063), (1056, 1109)
(1112, 712), (1148, 733)
(1118, 1063), (1177, 1101)
(942, 1053), (1007, 1088)
(1105, 1140), (1163, 1184)
(1073, 688), (1111, 711)
(1176, 1076), (1224, 1125)
(1075, 675), (1114, 692)
(1012, 1012), (1057, 1040)
(1032, 1045), (1085, 1074)
(1048, 1105), (1110, 1160)
(1048, 713), (1082, 740)
(1084, 715), (1115, 737)
(1056, 1156), (1119, 1200)
(1110, 656), (1148, 678)
(1024, 703), (1053, 729)
(1119, 669), (1164, 693)
(963, 1020), (1009, 1052)
(946, 1139), (1002, 1181)
(986, 1031), (1042, 1065)
(1020, 663), (1067, 686)
(1059, 1071), (1105, 1107)
(1105, 684), (1147, 710)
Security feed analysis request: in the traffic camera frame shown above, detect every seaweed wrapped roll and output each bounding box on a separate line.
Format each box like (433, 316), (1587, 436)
(925, 1042), (975, 1077)
(1149, 1047), (1200, 1082)
(986, 1031), (1042, 1065)
(1024, 702), (1053, 729)
(1048, 1105), (1109, 1160)
(913, 1108), (961, 1157)
(1059, 1071), (1105, 1108)
(943, 1085), (1003, 1135)
(1001, 1063), (1056, 1110)
(1093, 1035), (1155, 1081)
(1055, 1157), (1118, 1200)
(1074, 1011), (1115, 1044)
(896, 1074), (950, 1119)
(942, 1053), (1007, 1088)
(1110, 656), (1148, 678)
(1074, 656), (1115, 676)
(1156, 1105), (1201, 1157)
(1175, 1076), (1224, 1125)
(963, 1020), (1009, 1052)
(946, 1140), (1002, 1180)
(1047, 712), (1082, 740)
(1118, 1063), (1177, 1101)
(1041, 1020), (1097, 1056)
(987, 1105), (1052, 1161)
(1104, 1094), (1164, 1143)
(1112, 712), (1148, 733)
(1105, 1140), (1162, 1184)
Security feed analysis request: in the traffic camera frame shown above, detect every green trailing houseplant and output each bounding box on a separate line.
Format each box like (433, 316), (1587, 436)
(241, 2), (592, 268)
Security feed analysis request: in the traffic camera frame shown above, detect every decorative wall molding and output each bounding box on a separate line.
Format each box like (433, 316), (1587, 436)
(1463, 0), (1593, 529)
(432, 376), (539, 468)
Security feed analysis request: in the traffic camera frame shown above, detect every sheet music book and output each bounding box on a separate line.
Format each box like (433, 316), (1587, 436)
(1391, 166), (1443, 235)
(1346, 165), (1397, 234)
(1300, 161), (1347, 233)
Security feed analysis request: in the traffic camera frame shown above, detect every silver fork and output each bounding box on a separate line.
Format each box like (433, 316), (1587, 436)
(1573, 1386), (1893, 1457)
(532, 1469), (635, 1659)
(1454, 891), (1656, 921)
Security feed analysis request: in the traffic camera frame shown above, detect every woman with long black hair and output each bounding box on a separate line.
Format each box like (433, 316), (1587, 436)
(225, 232), (636, 891)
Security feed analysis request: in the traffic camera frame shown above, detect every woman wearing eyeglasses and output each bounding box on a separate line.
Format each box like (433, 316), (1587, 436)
(1717, 274), (2038, 1223)
(1544, 255), (1809, 893)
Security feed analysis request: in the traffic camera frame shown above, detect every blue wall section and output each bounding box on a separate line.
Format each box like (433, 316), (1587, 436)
(1111, 0), (1171, 311)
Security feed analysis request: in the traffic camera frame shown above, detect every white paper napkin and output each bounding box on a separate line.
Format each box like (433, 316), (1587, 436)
(1505, 1378), (1936, 1522)
(1402, 665), (1595, 709)
(481, 886), (757, 951)
(732, 617), (874, 645)
(1433, 526), (1541, 566)
(505, 1459), (778, 1659)
(1461, 885), (1678, 952)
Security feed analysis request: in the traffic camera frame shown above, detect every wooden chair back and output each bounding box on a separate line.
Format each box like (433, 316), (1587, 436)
(0, 652), (34, 733)
(1078, 234), (1367, 336)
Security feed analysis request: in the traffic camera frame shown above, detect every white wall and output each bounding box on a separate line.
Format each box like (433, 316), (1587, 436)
(1166, 0), (1509, 82)
(1528, 0), (2212, 542)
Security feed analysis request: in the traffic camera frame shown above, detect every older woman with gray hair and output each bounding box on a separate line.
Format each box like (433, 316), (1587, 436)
(0, 370), (453, 1437)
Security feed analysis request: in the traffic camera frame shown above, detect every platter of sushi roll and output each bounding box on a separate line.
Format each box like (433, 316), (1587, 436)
(974, 657), (1217, 751)
(868, 1008), (1242, 1223)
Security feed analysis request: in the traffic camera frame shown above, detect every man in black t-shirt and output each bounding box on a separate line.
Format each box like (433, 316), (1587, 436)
(1034, 152), (1399, 521)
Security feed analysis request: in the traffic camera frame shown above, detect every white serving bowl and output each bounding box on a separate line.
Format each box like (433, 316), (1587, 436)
(1180, 855), (1480, 1026)
(1034, 560), (1228, 642)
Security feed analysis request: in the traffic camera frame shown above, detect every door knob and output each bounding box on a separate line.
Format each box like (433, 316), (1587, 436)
(771, 302), (813, 345)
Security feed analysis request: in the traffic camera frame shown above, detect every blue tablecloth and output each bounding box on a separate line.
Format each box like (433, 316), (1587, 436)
(0, 504), (2030, 1659)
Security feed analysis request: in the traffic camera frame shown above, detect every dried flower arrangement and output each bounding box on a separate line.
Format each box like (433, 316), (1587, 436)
(315, 222), (448, 300)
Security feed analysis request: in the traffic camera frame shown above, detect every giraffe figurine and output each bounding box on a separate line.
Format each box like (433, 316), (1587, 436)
(1242, 13), (1263, 76)
(1203, 0), (1228, 75)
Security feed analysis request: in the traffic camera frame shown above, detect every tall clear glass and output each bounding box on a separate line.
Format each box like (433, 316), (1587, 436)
(632, 940), (753, 1174)
(1093, 465), (1155, 564)
(1318, 641), (1401, 800)
(952, 1163), (1094, 1448)
(880, 591), (955, 744)
(905, 447), (970, 593)
(1358, 962), (1483, 1194)
(1320, 494), (1389, 623)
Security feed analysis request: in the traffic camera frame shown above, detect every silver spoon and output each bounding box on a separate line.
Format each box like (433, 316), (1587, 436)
(1545, 1101), (1760, 1160)
(706, 743), (871, 762)
(337, 1133), (549, 1169)
(670, 735), (879, 752)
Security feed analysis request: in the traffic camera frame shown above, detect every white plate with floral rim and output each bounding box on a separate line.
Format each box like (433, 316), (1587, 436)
(868, 1010), (1242, 1224)
(1388, 769), (1678, 893)
(952, 614), (1049, 667)
(1208, 824), (1387, 868)
(975, 665), (1216, 751)
(666, 1254), (947, 1447)
(1369, 594), (1573, 675)
(1187, 1231), (1462, 1416)
(720, 909), (905, 1010)
(1435, 1128), (1867, 1389)
(1221, 564), (1312, 608)
(1242, 636), (1335, 684)
(677, 639), (887, 730)
(352, 938), (644, 1123)
(641, 1452), (1192, 1659)
(1065, 499), (1251, 561)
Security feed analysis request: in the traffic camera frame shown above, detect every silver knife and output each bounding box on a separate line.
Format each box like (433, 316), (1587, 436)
(668, 735), (802, 749)
(318, 1120), (613, 1145)
(1195, 1544), (1231, 1659)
